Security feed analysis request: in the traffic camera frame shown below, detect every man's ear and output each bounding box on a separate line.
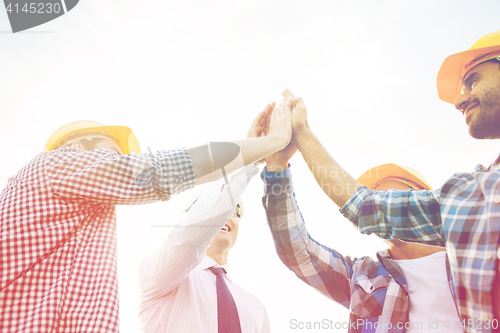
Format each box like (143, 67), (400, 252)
(71, 141), (85, 151)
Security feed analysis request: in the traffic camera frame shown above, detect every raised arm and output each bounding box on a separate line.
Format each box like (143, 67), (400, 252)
(45, 99), (292, 205)
(262, 166), (353, 306)
(260, 118), (375, 308)
(285, 90), (443, 242)
(191, 97), (293, 185)
(288, 91), (361, 207)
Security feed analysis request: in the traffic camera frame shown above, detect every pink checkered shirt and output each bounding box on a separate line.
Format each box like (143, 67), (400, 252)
(0, 146), (195, 333)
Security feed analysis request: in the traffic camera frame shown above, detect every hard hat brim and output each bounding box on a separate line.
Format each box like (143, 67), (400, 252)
(437, 44), (500, 104)
(357, 163), (432, 190)
(45, 125), (141, 154)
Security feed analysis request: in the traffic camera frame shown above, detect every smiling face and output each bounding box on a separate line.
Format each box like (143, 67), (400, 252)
(209, 207), (242, 252)
(454, 60), (500, 139)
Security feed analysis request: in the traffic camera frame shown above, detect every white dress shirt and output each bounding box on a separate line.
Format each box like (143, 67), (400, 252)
(139, 165), (270, 333)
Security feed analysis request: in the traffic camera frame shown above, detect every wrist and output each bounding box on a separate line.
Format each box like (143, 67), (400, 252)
(294, 123), (310, 136)
(292, 119), (309, 133)
(266, 161), (289, 171)
(292, 126), (313, 147)
(268, 132), (290, 148)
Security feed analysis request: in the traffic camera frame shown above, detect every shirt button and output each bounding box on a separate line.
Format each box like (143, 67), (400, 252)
(486, 252), (495, 260)
(481, 313), (490, 320)
(494, 195), (500, 203)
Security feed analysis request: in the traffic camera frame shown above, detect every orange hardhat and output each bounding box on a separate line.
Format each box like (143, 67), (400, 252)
(437, 30), (500, 104)
(44, 120), (141, 154)
(357, 163), (432, 191)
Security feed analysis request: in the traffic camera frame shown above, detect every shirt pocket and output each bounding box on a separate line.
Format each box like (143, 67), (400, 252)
(351, 275), (391, 318)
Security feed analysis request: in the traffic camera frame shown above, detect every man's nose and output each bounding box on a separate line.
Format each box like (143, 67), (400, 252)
(454, 92), (471, 113)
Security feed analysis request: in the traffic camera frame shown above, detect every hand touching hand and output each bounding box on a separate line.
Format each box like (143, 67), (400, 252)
(281, 89), (309, 142)
(267, 93), (293, 149)
(263, 91), (297, 171)
(290, 95), (309, 134)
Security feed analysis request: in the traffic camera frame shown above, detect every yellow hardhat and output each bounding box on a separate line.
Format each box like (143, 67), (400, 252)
(357, 163), (433, 190)
(437, 30), (500, 104)
(44, 120), (141, 154)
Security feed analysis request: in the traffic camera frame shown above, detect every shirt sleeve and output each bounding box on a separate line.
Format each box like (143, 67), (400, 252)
(139, 165), (258, 300)
(261, 166), (380, 309)
(44, 147), (195, 205)
(340, 185), (444, 244)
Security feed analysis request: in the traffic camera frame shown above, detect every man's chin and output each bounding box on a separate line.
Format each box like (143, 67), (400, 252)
(469, 90), (500, 139)
(469, 123), (500, 139)
(212, 233), (233, 245)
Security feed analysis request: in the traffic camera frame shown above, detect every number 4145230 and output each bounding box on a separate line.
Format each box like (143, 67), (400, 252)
(6, 3), (62, 14)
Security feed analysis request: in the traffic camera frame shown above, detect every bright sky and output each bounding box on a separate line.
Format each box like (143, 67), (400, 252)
(1, 1), (500, 332)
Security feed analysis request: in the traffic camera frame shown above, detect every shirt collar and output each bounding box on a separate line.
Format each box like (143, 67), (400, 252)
(199, 255), (230, 275)
(488, 153), (500, 171)
(377, 249), (409, 292)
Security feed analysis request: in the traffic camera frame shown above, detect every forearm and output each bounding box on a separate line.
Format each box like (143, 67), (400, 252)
(262, 168), (352, 306)
(190, 135), (288, 186)
(294, 128), (361, 207)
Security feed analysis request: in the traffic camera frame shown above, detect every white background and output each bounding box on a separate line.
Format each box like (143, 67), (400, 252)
(1, 1), (500, 332)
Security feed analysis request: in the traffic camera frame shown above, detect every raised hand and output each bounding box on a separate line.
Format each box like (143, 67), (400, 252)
(264, 90), (298, 170)
(247, 102), (275, 139)
(280, 89), (309, 142)
(290, 95), (309, 134)
(190, 95), (295, 186)
(267, 93), (293, 149)
(282, 89), (309, 140)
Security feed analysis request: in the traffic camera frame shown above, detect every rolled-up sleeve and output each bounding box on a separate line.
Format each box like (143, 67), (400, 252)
(340, 186), (444, 245)
(45, 147), (195, 205)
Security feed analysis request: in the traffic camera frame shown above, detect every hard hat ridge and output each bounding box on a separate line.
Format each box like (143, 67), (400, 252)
(357, 163), (433, 191)
(44, 120), (141, 154)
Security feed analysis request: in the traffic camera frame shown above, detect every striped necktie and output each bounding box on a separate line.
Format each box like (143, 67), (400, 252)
(209, 266), (242, 333)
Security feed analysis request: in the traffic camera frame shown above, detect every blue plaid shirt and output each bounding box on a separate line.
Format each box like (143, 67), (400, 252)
(262, 167), (457, 333)
(341, 162), (500, 333)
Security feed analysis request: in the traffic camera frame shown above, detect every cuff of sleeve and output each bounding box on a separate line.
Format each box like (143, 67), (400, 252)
(260, 164), (291, 180)
(169, 148), (196, 195)
(261, 165), (293, 195)
(339, 185), (372, 226)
